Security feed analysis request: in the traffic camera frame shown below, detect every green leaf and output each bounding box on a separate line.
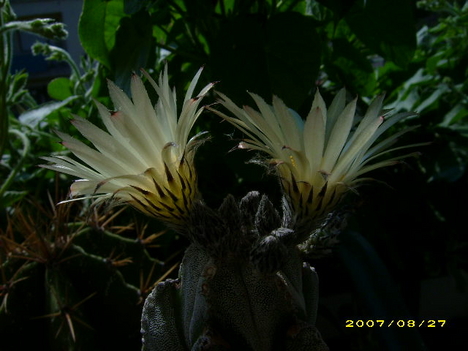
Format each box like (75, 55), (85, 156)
(209, 12), (321, 109)
(426, 131), (467, 182)
(266, 12), (321, 109)
(441, 103), (468, 126)
(209, 15), (271, 105)
(345, 0), (416, 67)
(79, 0), (126, 68)
(338, 231), (427, 350)
(18, 96), (78, 128)
(47, 77), (73, 101)
(124, 0), (148, 14)
(316, 0), (356, 17)
(415, 84), (449, 113)
(328, 38), (376, 96)
(111, 11), (154, 93)
(0, 190), (28, 208)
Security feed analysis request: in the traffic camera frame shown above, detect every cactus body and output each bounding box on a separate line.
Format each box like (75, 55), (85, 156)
(142, 192), (329, 350)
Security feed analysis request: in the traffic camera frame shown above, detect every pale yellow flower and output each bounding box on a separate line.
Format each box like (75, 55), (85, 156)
(210, 89), (422, 221)
(42, 67), (214, 226)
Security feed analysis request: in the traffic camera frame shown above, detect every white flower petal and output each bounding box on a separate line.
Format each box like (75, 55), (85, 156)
(321, 98), (357, 173)
(212, 88), (417, 221)
(272, 96), (303, 151)
(71, 116), (144, 171)
(108, 80), (137, 117)
(303, 105), (325, 179)
(43, 66), (213, 226)
(325, 88), (346, 141)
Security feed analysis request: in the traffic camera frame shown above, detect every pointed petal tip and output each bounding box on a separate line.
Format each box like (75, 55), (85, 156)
(163, 141), (177, 148)
(238, 141), (249, 149)
(204, 101), (219, 110)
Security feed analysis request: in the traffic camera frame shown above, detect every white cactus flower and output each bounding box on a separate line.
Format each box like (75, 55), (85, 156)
(210, 89), (422, 221)
(42, 66), (214, 226)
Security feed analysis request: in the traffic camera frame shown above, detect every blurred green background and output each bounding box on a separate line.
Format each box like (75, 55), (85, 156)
(1, 0), (467, 350)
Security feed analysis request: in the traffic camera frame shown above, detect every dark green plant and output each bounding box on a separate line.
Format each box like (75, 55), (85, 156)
(1, 0), (467, 349)
(0, 199), (166, 350)
(0, 0), (68, 208)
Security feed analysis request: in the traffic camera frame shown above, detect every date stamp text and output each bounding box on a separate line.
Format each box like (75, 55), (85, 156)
(345, 319), (446, 328)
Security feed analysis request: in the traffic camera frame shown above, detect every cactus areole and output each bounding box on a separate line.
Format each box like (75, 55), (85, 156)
(141, 192), (329, 351)
(42, 66), (419, 351)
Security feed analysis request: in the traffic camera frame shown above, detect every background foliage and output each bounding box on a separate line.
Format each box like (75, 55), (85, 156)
(1, 0), (467, 350)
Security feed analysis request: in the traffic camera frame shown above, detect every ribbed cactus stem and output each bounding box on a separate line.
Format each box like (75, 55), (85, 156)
(141, 192), (329, 350)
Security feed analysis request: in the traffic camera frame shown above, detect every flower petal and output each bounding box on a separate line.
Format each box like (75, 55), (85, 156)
(43, 66), (213, 227)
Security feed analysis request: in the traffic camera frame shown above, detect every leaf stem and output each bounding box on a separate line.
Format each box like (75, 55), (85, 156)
(0, 129), (30, 199)
(0, 1), (13, 160)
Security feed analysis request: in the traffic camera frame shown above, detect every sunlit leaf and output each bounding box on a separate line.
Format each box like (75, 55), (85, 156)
(47, 77), (73, 101)
(79, 0), (126, 68)
(18, 96), (78, 128)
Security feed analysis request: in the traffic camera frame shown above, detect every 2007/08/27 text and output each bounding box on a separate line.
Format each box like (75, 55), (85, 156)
(345, 320), (446, 328)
